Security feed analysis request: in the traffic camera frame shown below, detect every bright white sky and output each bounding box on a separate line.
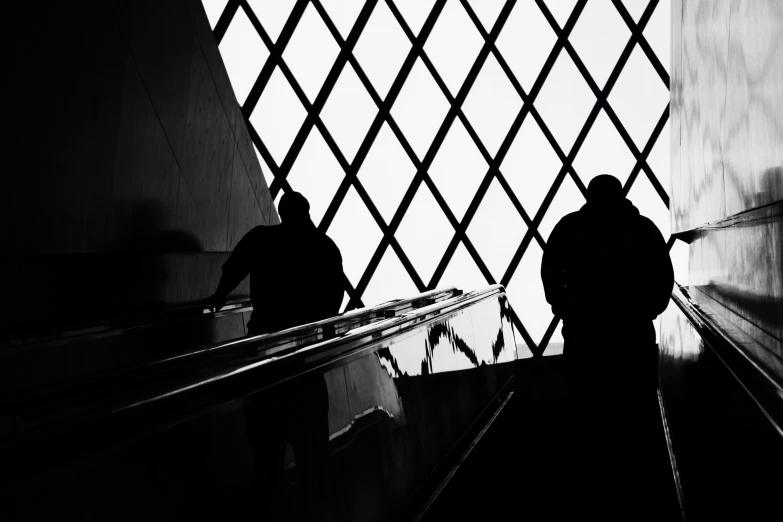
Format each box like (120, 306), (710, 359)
(203, 0), (685, 355)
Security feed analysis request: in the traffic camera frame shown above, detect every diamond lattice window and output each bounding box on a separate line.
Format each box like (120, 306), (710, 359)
(206, 0), (674, 357)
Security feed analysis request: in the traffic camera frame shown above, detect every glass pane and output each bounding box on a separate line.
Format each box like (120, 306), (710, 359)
(283, 3), (339, 102)
(569, 0), (631, 89)
(468, 0), (505, 33)
(357, 123), (416, 224)
(466, 178), (527, 282)
(468, 298), (504, 364)
(362, 245), (418, 306)
(246, 0), (296, 42)
(501, 115), (562, 220)
(250, 66), (307, 165)
(391, 58), (450, 161)
(644, 0), (670, 72)
(219, 6), (269, 105)
(424, 0), (484, 96)
(545, 0), (578, 30)
(354, 1), (412, 99)
(340, 291), (350, 313)
(438, 241), (488, 294)
(462, 53), (523, 157)
(608, 46), (668, 149)
(396, 183), (454, 284)
(538, 173), (585, 241)
(429, 119), (487, 220)
(202, 0), (228, 29)
(327, 187), (383, 287)
(448, 310), (479, 371)
(321, 63), (378, 162)
(647, 120), (671, 196)
(573, 109), (636, 189)
(286, 127), (344, 226)
(497, 0), (557, 93)
(393, 0), (437, 36)
(622, 0), (648, 23)
(627, 171), (670, 240)
(320, 0), (364, 40)
(252, 142), (275, 189)
(506, 241), (551, 346)
(543, 324), (564, 355)
(535, 51), (595, 155)
(513, 324), (534, 359)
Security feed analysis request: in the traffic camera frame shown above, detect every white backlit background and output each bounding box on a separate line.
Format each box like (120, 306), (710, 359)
(202, 0), (688, 357)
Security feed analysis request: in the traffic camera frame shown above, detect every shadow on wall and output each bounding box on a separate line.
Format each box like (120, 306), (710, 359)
(1, 199), (205, 338)
(111, 200), (203, 315)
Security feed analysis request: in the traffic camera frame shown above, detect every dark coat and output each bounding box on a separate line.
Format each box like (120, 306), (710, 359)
(541, 198), (674, 357)
(217, 222), (344, 334)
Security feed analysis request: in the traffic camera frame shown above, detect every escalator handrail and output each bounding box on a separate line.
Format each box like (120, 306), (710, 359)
(1, 287), (462, 408)
(670, 284), (783, 438)
(0, 296), (254, 349)
(2, 285), (505, 449)
(1, 285), (509, 489)
(2, 287), (460, 352)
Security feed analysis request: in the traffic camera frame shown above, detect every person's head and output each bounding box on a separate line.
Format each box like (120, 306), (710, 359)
(278, 191), (311, 225)
(586, 174), (623, 207)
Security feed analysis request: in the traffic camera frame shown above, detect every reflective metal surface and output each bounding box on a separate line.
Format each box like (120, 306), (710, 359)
(671, 0), (783, 386)
(1, 288), (517, 521)
(671, 0), (783, 232)
(659, 287), (783, 521)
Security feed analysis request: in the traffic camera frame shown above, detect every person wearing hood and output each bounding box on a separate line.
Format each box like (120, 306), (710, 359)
(540, 174), (674, 517)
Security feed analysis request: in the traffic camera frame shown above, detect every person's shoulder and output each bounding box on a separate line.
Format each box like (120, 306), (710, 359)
(320, 232), (342, 255)
(250, 223), (281, 237)
(635, 215), (662, 235)
(552, 211), (583, 232)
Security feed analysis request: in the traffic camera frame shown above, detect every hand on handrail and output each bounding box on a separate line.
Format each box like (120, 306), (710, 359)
(207, 293), (227, 314)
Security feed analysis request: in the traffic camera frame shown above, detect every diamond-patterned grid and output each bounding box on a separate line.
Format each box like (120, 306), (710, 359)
(208, 0), (672, 357)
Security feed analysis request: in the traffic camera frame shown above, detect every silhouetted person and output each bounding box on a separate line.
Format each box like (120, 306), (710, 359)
(209, 191), (343, 336)
(209, 192), (342, 521)
(541, 174), (673, 518)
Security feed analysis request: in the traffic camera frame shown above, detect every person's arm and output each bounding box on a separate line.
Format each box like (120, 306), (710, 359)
(541, 219), (569, 320)
(645, 220), (674, 319)
(326, 242), (345, 315)
(209, 230), (257, 311)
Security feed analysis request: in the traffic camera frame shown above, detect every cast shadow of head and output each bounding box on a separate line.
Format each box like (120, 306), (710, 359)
(109, 200), (217, 354)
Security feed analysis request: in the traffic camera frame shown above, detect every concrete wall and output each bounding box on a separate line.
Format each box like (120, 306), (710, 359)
(2, 0), (278, 335)
(670, 0), (783, 373)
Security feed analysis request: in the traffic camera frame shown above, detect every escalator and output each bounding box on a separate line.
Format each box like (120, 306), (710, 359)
(3, 284), (782, 521)
(0, 285), (518, 521)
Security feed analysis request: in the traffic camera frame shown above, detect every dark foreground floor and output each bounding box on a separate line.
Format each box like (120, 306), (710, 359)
(419, 383), (682, 521)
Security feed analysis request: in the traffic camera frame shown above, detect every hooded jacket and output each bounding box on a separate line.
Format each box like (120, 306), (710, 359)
(541, 197), (673, 331)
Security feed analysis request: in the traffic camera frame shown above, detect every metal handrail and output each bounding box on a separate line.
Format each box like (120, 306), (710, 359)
(0, 287), (463, 413)
(0, 285), (507, 489)
(669, 284), (783, 438)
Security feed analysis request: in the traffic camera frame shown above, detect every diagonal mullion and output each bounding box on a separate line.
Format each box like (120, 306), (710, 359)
(551, 1), (670, 208)
(623, 104), (670, 206)
(240, 0), (309, 194)
(240, 0), (309, 119)
(347, 0), (450, 301)
(303, 1), (430, 295)
(397, 1), (534, 290)
(612, 0), (669, 88)
(213, 0), (240, 44)
(428, 0), (582, 356)
(367, 0), (511, 292)
(212, 0), (675, 351)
